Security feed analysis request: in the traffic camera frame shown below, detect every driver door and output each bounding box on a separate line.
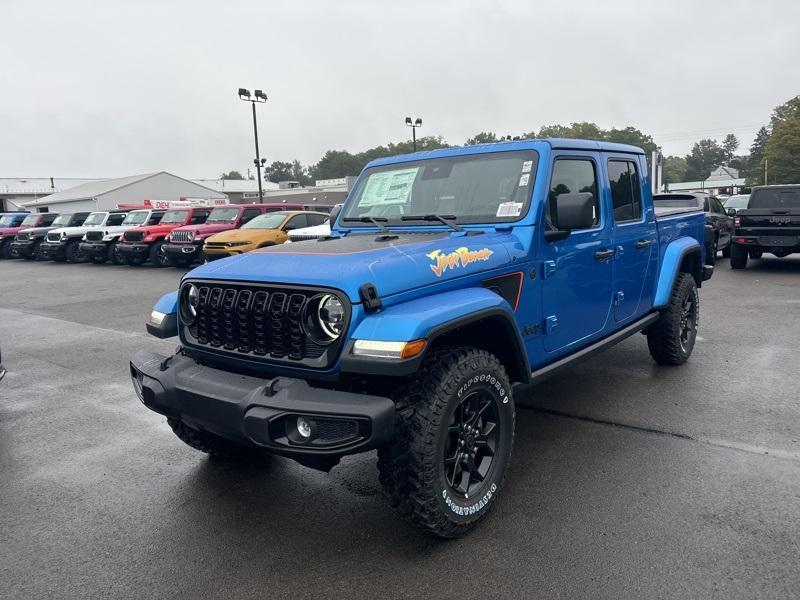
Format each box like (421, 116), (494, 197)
(540, 154), (614, 353)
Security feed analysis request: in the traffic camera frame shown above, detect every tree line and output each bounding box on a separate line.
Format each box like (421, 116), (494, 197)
(222, 95), (800, 187)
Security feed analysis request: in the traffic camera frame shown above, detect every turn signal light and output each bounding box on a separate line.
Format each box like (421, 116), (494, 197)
(352, 339), (427, 359)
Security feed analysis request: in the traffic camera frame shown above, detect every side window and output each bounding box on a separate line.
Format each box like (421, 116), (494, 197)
(308, 214), (326, 226)
(703, 197), (710, 212)
(548, 159), (600, 229)
(190, 210), (209, 225)
(41, 214), (58, 226)
(284, 215), (308, 231)
(712, 198), (725, 214)
(240, 208), (261, 224)
(608, 160), (643, 223)
(147, 212), (164, 225)
(106, 213), (126, 226)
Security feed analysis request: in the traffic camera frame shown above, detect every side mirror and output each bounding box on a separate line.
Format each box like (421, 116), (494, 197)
(726, 208), (736, 217)
(545, 192), (595, 242)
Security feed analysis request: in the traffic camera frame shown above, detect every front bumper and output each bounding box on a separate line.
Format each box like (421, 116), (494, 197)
(117, 242), (151, 256)
(79, 241), (109, 257)
(39, 241), (67, 258)
(130, 351), (395, 464)
(9, 239), (37, 256)
(163, 242), (202, 256)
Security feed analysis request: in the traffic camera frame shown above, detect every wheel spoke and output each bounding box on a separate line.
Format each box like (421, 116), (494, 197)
(457, 467), (471, 493)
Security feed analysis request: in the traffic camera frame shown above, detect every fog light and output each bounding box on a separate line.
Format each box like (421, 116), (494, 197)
(296, 417), (313, 439)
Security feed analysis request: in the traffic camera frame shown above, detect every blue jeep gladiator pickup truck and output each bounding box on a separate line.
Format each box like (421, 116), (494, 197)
(131, 139), (711, 538)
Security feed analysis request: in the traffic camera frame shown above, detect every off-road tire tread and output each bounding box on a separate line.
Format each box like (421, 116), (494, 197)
(730, 244), (748, 269)
(647, 273), (697, 365)
(377, 347), (514, 538)
(167, 418), (256, 459)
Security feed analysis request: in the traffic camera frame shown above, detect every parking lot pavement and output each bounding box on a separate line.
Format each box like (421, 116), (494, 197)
(1, 257), (799, 599)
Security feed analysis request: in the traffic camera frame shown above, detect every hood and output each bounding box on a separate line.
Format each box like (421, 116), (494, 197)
(48, 225), (105, 237)
(13, 226), (58, 237)
(187, 230), (518, 301)
(172, 223), (236, 238)
(0, 226), (23, 236)
(127, 222), (184, 236)
(206, 228), (280, 243)
(288, 223), (331, 239)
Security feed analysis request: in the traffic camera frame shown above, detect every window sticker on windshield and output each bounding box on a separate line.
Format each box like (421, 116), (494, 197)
(360, 167), (419, 207)
(521, 160), (533, 173)
(518, 173), (530, 187)
(496, 202), (523, 217)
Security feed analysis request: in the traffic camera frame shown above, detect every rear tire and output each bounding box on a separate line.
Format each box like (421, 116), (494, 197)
(377, 347), (515, 538)
(647, 273), (699, 366)
(730, 244), (748, 269)
(167, 418), (260, 459)
(705, 236), (718, 266)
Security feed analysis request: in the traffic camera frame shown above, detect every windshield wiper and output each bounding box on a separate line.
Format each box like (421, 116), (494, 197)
(400, 214), (463, 232)
(341, 216), (389, 233)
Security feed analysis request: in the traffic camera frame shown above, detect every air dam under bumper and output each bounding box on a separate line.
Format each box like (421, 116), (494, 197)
(130, 351), (395, 469)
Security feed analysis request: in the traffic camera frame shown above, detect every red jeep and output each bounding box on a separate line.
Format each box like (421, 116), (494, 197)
(162, 203), (303, 267)
(117, 207), (212, 267)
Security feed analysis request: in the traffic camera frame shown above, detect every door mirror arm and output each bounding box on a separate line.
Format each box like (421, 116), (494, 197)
(544, 229), (571, 243)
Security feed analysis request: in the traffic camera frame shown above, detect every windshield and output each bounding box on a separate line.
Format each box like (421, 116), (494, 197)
(122, 211), (150, 226)
(749, 187), (800, 209)
(342, 151), (538, 226)
(159, 209), (189, 224)
(52, 215), (72, 226)
(21, 214), (40, 226)
(724, 195), (750, 209)
(207, 207), (240, 223)
(0, 215), (20, 227)
(83, 212), (107, 226)
(241, 213), (287, 230)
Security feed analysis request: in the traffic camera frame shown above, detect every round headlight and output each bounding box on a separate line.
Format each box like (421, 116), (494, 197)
(317, 294), (344, 339)
(180, 284), (199, 325)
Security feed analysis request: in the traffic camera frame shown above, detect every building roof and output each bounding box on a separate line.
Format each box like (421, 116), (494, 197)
(707, 166), (740, 180)
(21, 172), (225, 207)
(0, 178), (103, 195)
(191, 178), (279, 193)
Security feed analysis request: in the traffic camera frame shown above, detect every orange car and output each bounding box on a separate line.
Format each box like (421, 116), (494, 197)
(203, 210), (328, 260)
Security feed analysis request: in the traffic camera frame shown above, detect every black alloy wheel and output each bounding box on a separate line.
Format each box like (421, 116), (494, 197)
(679, 293), (697, 354)
(444, 389), (500, 497)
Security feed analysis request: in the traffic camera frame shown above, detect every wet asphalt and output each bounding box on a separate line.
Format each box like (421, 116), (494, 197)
(1, 256), (799, 599)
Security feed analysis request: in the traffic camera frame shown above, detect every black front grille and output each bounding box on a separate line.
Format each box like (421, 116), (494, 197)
(124, 231), (144, 242)
(46, 232), (61, 242)
(85, 231), (104, 241)
(184, 281), (346, 366)
(16, 232), (30, 241)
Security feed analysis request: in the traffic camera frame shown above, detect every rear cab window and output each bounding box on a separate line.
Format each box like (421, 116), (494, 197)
(608, 159), (643, 223)
(749, 187), (800, 209)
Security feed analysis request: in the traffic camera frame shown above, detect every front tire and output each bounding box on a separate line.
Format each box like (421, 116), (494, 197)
(647, 273), (699, 366)
(107, 242), (125, 265)
(377, 347), (515, 538)
(65, 240), (86, 263)
(730, 244), (748, 269)
(167, 418), (259, 459)
(149, 241), (169, 267)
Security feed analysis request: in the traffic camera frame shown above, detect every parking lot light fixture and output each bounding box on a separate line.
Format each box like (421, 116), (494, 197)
(239, 87), (269, 202)
(405, 116), (423, 152)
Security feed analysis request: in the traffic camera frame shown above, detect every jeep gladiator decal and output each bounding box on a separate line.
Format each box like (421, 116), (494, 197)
(426, 247), (494, 277)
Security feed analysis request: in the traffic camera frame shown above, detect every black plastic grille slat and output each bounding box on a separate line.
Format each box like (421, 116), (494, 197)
(184, 283), (334, 362)
(85, 231), (104, 241)
(124, 231), (144, 242)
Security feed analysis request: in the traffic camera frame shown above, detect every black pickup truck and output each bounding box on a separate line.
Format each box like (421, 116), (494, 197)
(730, 185), (800, 269)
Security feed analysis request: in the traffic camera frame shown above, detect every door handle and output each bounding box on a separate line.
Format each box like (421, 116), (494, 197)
(635, 239), (652, 250)
(594, 249), (615, 260)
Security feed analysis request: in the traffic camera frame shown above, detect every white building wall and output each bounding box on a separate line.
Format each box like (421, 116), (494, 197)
(93, 173), (226, 210)
(40, 198), (98, 213)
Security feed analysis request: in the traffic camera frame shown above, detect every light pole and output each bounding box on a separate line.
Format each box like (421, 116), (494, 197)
(239, 88), (268, 202)
(405, 116), (422, 152)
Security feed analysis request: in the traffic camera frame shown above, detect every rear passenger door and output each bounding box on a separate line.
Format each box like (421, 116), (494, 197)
(607, 156), (656, 322)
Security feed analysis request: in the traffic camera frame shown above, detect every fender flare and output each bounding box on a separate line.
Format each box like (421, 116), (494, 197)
(340, 287), (530, 382)
(147, 291), (178, 338)
(654, 238), (702, 308)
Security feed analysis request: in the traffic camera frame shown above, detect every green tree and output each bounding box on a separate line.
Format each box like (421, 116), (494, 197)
(684, 139), (726, 181)
(534, 122), (604, 140)
(465, 132), (500, 145)
(770, 96), (800, 126)
(309, 150), (364, 181)
(220, 170), (244, 180)
(722, 134), (739, 165)
(763, 114), (800, 184)
(263, 161), (294, 183)
(746, 126), (770, 185)
(290, 160), (313, 186)
(662, 155), (688, 184)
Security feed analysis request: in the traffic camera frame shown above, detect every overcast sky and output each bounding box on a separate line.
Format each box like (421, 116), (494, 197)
(2, 0), (798, 178)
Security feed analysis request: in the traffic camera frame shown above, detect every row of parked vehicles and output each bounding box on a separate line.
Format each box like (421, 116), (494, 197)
(0, 202), (336, 268)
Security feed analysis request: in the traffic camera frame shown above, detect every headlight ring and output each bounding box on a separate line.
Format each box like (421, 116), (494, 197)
(180, 283), (199, 325)
(302, 293), (345, 344)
